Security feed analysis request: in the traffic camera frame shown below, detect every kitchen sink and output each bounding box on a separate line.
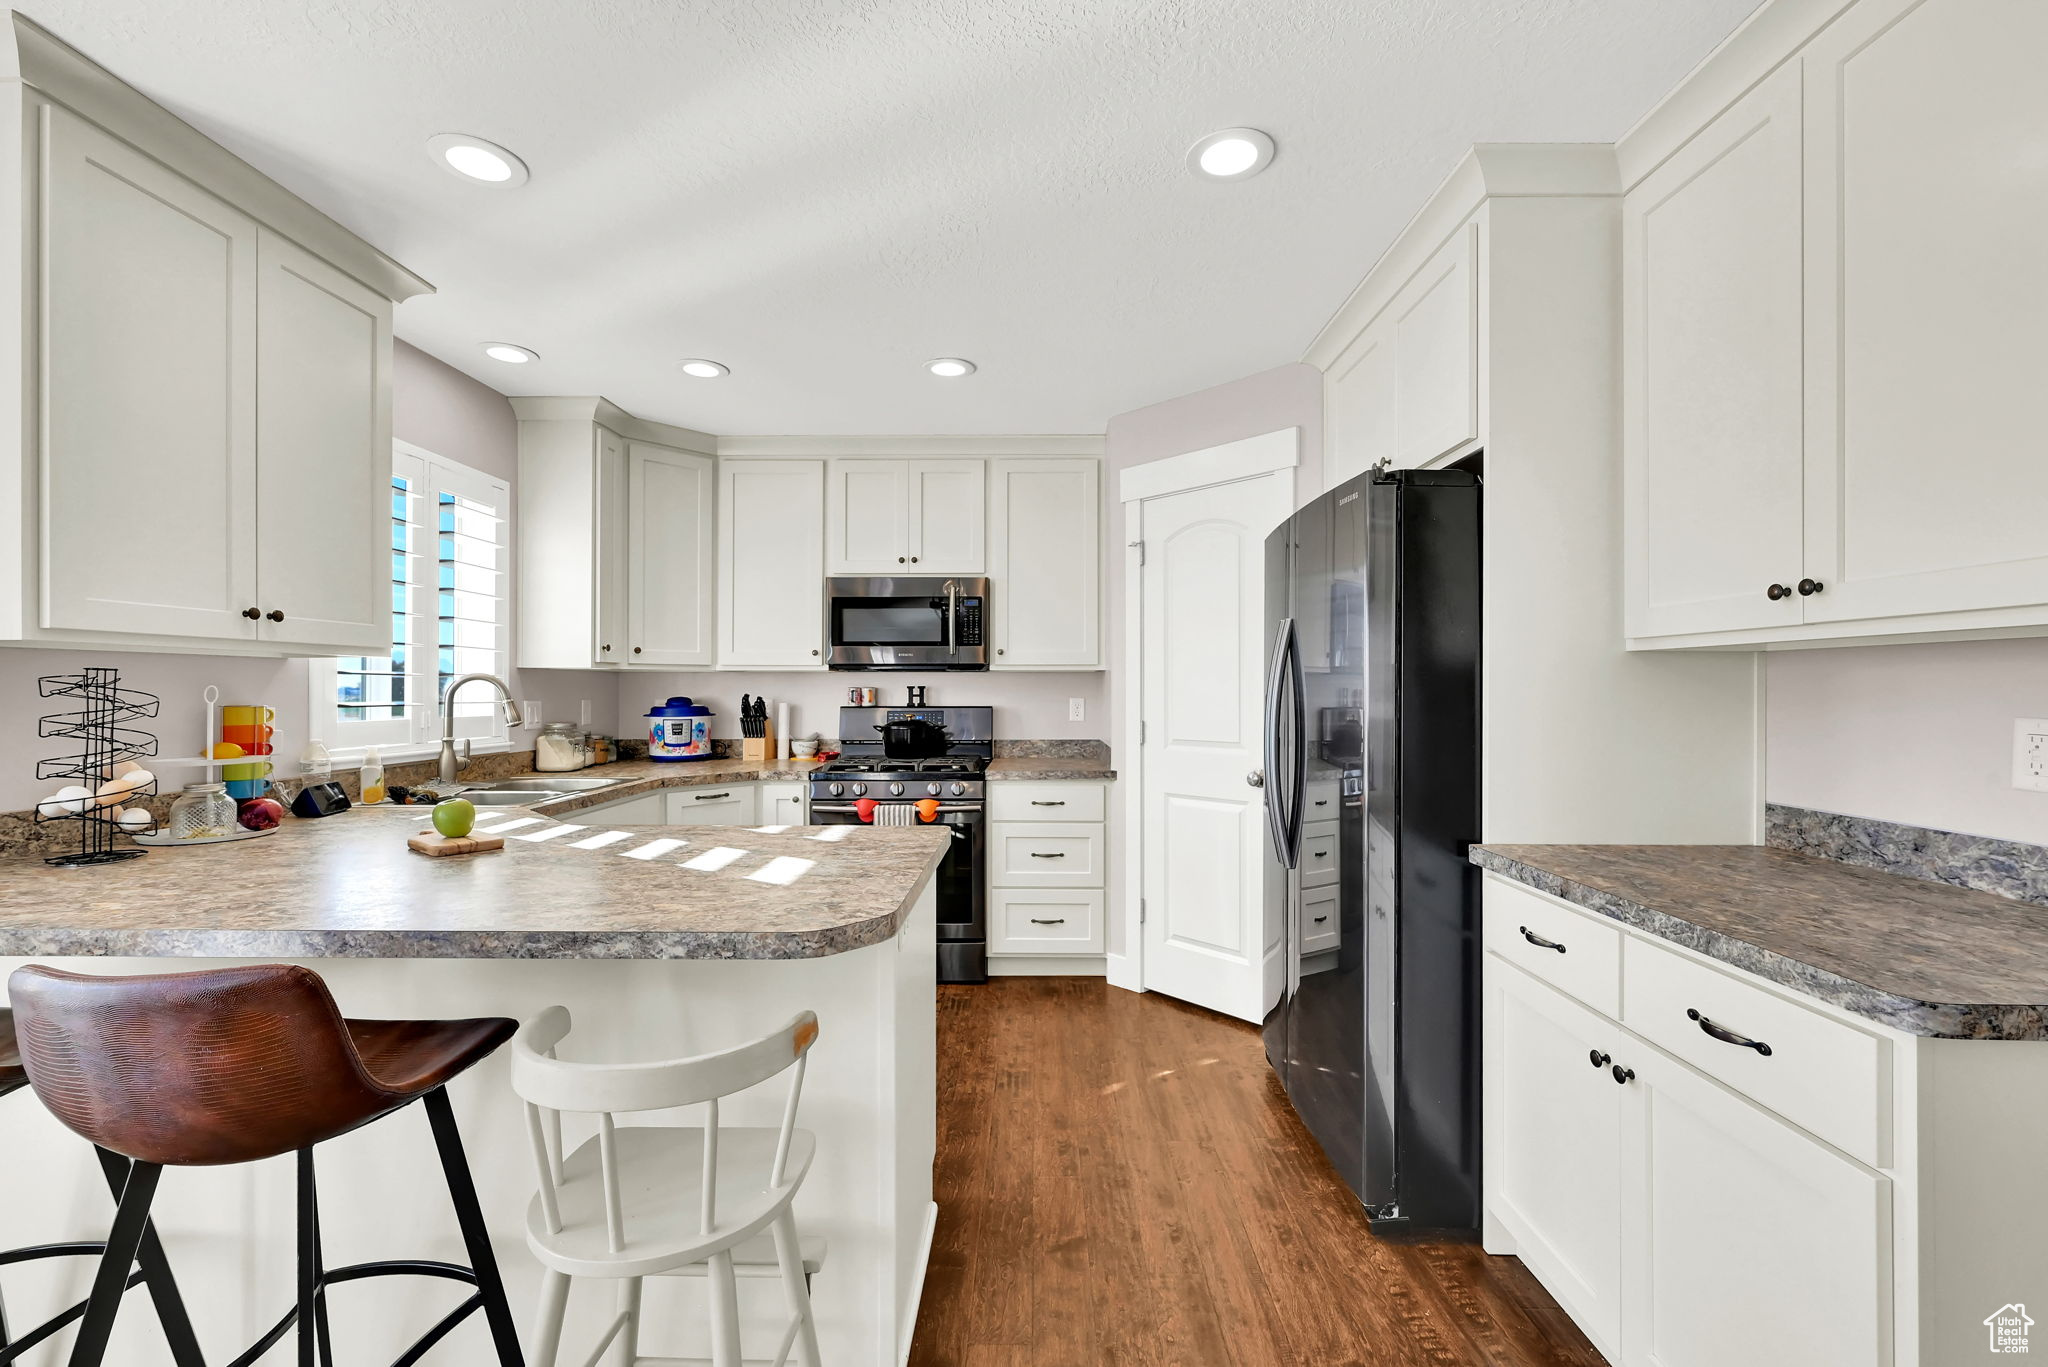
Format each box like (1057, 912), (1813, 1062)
(469, 777), (621, 793)
(461, 790), (561, 806)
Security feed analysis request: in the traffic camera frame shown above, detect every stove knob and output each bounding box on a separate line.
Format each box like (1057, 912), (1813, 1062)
(950, 782), (966, 796)
(889, 781), (905, 796)
(850, 783), (866, 797)
(827, 783), (843, 797)
(926, 782), (942, 796)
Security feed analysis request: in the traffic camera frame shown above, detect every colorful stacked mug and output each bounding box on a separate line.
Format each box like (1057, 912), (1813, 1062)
(218, 704), (275, 798)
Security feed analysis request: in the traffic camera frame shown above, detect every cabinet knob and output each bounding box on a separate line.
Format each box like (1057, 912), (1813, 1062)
(633, 646), (642, 654)
(910, 556), (919, 563)
(1766, 583), (1791, 601)
(996, 647), (1005, 656)
(241, 607), (261, 620)
(1611, 1064), (1635, 1085)
(898, 557), (906, 564)
(265, 609), (284, 622)
(1797, 578), (1824, 597)
(1588, 1049), (1611, 1069)
(811, 649), (820, 656)
(602, 644), (612, 653)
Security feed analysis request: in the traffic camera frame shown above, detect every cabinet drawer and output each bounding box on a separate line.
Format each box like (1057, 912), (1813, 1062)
(664, 787), (757, 826)
(1301, 885), (1340, 955)
(988, 782), (1105, 822)
(989, 821), (1103, 888)
(1482, 877), (1622, 1018)
(1622, 936), (1888, 1168)
(1302, 780), (1340, 823)
(990, 889), (1103, 954)
(1300, 823), (1339, 888)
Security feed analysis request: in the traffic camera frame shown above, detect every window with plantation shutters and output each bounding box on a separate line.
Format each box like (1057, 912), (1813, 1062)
(311, 442), (509, 756)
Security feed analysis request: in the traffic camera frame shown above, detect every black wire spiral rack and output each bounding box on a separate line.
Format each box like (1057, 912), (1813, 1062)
(36, 667), (160, 867)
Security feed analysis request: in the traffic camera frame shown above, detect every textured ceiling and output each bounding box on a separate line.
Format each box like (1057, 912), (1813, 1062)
(34, 0), (1759, 434)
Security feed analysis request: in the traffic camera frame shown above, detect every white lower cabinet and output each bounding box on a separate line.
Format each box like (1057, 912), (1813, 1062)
(759, 782), (806, 825)
(664, 786), (756, 826)
(988, 782), (1107, 959)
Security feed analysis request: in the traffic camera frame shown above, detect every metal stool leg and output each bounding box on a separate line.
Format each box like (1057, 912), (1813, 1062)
(295, 1149), (334, 1367)
(92, 1146), (205, 1367)
(423, 1087), (522, 1367)
(67, 1160), (163, 1367)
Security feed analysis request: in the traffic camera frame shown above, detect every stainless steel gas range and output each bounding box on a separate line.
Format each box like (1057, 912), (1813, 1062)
(806, 705), (992, 983)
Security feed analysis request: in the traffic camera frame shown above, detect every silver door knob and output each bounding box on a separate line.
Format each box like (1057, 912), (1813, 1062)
(1246, 770), (1266, 788)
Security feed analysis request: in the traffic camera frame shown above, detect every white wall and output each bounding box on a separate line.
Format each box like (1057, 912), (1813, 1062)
(1, 342), (618, 811)
(614, 669), (1106, 745)
(1768, 638), (2048, 845)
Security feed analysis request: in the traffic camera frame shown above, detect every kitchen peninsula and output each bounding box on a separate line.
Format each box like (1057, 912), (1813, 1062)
(0, 805), (949, 1367)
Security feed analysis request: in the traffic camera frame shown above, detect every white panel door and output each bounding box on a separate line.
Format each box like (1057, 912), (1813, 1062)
(253, 229), (390, 650)
(908, 459), (985, 573)
(826, 460), (910, 574)
(719, 460), (825, 668)
(1139, 470), (1293, 1021)
(988, 458), (1100, 668)
(1623, 1043), (1890, 1367)
(592, 427), (628, 665)
(41, 104), (258, 640)
(1624, 63), (1806, 639)
(627, 442), (715, 667)
(1486, 960), (1625, 1356)
(1800, 0), (2048, 624)
(1324, 318), (1396, 490)
(1393, 225), (1478, 467)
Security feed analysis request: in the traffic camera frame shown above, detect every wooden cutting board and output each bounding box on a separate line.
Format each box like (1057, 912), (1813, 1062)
(407, 831), (506, 857)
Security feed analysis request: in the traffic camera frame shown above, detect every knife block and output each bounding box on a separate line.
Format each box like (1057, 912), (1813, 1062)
(741, 722), (776, 765)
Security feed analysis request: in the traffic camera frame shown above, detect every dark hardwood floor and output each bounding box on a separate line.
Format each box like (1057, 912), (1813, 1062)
(908, 977), (1604, 1367)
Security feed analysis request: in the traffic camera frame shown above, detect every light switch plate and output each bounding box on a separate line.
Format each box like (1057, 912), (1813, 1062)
(521, 700), (541, 728)
(579, 699), (593, 727)
(2013, 719), (2048, 792)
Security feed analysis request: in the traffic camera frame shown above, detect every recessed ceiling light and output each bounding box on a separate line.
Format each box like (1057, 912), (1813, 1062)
(927, 358), (976, 378)
(427, 133), (530, 187)
(1188, 128), (1276, 181)
(680, 359), (729, 379)
(481, 342), (538, 364)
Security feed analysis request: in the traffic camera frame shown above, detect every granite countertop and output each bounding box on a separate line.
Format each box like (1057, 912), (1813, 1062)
(986, 758), (1116, 781)
(0, 802), (950, 962)
(1473, 844), (2048, 1040)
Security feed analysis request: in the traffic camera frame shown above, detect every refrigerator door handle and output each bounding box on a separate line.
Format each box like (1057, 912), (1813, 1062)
(1262, 616), (1297, 868)
(1284, 614), (1307, 865)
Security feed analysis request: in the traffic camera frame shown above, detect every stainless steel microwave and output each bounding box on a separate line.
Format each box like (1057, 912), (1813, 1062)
(826, 577), (988, 670)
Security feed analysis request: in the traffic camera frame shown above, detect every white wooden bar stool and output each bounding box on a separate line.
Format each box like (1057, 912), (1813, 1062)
(510, 1006), (825, 1367)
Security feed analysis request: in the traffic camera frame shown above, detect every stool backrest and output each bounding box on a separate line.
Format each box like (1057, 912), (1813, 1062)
(509, 1006), (819, 1250)
(8, 963), (400, 1166)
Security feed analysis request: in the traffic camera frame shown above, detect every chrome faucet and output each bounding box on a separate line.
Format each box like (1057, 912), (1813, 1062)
(439, 672), (522, 783)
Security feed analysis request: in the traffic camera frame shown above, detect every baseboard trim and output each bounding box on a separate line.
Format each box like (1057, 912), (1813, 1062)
(986, 954), (1106, 977)
(1104, 950), (1141, 992)
(898, 1199), (939, 1367)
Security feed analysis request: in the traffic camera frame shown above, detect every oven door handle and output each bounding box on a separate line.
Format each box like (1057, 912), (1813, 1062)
(809, 803), (983, 814)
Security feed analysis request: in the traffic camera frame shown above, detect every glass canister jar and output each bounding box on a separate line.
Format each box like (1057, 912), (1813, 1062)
(534, 722), (586, 772)
(167, 782), (237, 840)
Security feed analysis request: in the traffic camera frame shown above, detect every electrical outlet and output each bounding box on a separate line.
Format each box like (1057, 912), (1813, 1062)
(1068, 697), (1086, 722)
(521, 700), (541, 729)
(579, 699), (592, 727)
(2013, 719), (2048, 792)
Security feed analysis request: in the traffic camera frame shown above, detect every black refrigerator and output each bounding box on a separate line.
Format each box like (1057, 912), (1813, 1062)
(1260, 465), (1481, 1234)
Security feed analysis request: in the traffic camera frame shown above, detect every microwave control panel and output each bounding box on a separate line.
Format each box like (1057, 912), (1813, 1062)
(956, 599), (984, 645)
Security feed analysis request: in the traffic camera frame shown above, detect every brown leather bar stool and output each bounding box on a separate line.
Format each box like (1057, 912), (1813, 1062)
(0, 1009), (204, 1366)
(8, 963), (523, 1367)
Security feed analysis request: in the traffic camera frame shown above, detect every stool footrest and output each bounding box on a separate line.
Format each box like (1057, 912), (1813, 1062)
(0, 1268), (144, 1364)
(0, 1239), (106, 1267)
(221, 1261), (485, 1367)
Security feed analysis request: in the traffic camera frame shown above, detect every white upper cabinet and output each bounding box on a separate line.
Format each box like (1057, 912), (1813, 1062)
(1393, 225), (1479, 468)
(1324, 318), (1397, 488)
(1799, 0), (2048, 625)
(252, 229), (390, 651)
(1623, 0), (2048, 647)
(988, 458), (1099, 668)
(40, 105), (260, 642)
(626, 442), (715, 667)
(720, 459), (826, 668)
(826, 458), (985, 575)
(3, 23), (427, 655)
(1624, 64), (1806, 640)
(592, 426), (629, 664)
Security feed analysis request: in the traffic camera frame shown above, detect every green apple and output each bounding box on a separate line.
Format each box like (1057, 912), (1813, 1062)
(432, 797), (477, 839)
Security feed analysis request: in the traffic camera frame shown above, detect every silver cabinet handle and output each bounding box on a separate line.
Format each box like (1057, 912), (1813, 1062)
(1029, 851), (1066, 859)
(1029, 917), (1066, 925)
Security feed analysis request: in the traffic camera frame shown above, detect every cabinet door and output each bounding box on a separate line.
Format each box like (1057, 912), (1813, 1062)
(1623, 64), (1806, 640)
(1392, 225), (1478, 468)
(1324, 317), (1396, 490)
(626, 442), (714, 667)
(908, 459), (985, 572)
(664, 787), (757, 825)
(988, 458), (1100, 668)
(40, 105), (258, 640)
(991, 889), (1104, 955)
(593, 427), (628, 665)
(1800, 0), (2048, 624)
(253, 229), (390, 650)
(826, 460), (909, 574)
(1622, 1046), (1889, 1367)
(1485, 960), (1626, 1355)
(719, 460), (825, 668)
(758, 783), (807, 825)
(582, 792), (666, 825)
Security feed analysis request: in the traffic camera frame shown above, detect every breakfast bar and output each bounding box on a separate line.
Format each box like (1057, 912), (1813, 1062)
(0, 805), (949, 1367)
